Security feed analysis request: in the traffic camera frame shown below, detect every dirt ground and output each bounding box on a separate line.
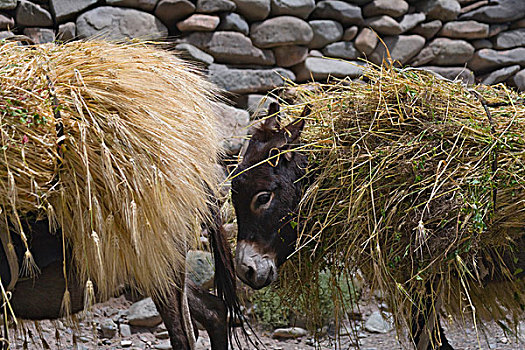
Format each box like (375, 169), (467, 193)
(5, 295), (524, 350)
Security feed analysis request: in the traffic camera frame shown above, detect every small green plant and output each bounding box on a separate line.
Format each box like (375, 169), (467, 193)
(249, 270), (359, 330)
(250, 286), (290, 329)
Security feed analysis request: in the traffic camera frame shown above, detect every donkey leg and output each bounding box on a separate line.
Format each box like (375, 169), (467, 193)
(153, 284), (191, 350)
(411, 297), (454, 350)
(187, 280), (228, 350)
(436, 316), (454, 350)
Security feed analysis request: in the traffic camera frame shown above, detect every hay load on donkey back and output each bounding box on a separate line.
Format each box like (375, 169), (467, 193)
(231, 65), (525, 349)
(0, 40), (237, 349)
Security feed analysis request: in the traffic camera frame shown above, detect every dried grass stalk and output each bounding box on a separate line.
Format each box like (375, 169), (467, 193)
(276, 65), (525, 338)
(0, 40), (221, 301)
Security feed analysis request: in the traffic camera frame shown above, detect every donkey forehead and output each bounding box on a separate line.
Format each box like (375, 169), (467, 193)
(232, 163), (276, 194)
(245, 127), (289, 156)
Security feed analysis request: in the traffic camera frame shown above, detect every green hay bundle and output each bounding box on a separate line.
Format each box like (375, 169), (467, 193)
(274, 65), (525, 340)
(0, 40), (221, 304)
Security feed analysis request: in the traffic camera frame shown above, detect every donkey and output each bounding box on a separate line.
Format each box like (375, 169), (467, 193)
(0, 210), (238, 350)
(230, 103), (456, 350)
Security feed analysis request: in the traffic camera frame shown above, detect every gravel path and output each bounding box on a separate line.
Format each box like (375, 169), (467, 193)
(5, 295), (524, 350)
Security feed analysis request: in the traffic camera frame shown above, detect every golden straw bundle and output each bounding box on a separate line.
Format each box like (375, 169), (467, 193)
(0, 40), (221, 302)
(275, 65), (525, 337)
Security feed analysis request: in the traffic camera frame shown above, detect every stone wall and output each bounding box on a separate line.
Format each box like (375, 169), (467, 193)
(1, 0), (525, 153)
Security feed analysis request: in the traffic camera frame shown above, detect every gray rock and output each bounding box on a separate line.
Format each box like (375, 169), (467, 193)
(399, 13), (426, 33)
(308, 20), (343, 49)
(186, 31), (274, 65)
(480, 65), (521, 85)
(196, 0), (236, 13)
(493, 29), (525, 50)
(106, 0), (157, 12)
(16, 0), (53, 27)
(411, 20), (442, 38)
(155, 330), (170, 339)
(57, 22), (76, 41)
(346, 0), (373, 4)
(355, 28), (378, 55)
(323, 41), (360, 60)
(312, 1), (363, 26)
(411, 38), (474, 66)
(77, 7), (168, 41)
(23, 27), (54, 43)
(0, 0), (17, 10)
(221, 222), (238, 238)
(273, 45), (308, 67)
(154, 343), (172, 350)
(271, 0), (315, 19)
(421, 66), (475, 84)
(272, 327), (308, 339)
(79, 336), (92, 343)
(366, 15), (402, 35)
(468, 48), (525, 72)
(232, 0), (271, 22)
(294, 57), (365, 82)
(363, 0), (409, 18)
(250, 16), (313, 48)
(177, 14), (219, 31)
(186, 250), (216, 288)
(119, 324), (132, 337)
(208, 64), (295, 94)
(50, 0), (98, 23)
(343, 26), (358, 41)
(216, 106), (249, 155)
(218, 12), (249, 35)
(0, 14), (14, 30)
(511, 69), (525, 91)
(417, 0), (460, 22)
(175, 43), (214, 65)
(235, 94), (279, 116)
(488, 23), (509, 37)
(472, 39), (492, 49)
(460, 0), (525, 24)
(100, 319), (118, 339)
(128, 298), (162, 328)
(121, 340), (133, 348)
(309, 49), (323, 57)
(371, 35), (425, 65)
(459, 0), (489, 15)
(439, 20), (489, 39)
(154, 0), (195, 27)
(364, 311), (394, 334)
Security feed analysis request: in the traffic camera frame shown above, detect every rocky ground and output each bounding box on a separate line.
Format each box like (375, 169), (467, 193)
(6, 294), (524, 350)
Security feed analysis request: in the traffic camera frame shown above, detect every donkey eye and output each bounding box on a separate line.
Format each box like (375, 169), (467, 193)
(250, 191), (274, 213)
(257, 193), (271, 205)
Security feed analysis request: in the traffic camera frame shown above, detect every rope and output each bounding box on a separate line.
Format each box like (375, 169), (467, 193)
(181, 283), (196, 350)
(0, 218), (18, 292)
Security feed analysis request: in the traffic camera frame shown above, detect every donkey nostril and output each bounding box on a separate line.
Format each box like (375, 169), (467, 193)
(245, 265), (255, 281)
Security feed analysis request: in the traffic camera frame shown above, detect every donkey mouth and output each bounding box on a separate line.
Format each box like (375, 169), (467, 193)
(238, 265), (276, 290)
(235, 240), (278, 289)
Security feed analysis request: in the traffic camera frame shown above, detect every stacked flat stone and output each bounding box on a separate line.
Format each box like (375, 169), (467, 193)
(1, 0), (525, 154)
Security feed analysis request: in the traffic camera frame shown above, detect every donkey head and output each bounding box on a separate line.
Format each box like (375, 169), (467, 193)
(231, 103), (309, 289)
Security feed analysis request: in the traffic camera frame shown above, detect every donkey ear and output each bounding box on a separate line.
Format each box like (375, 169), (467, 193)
(263, 102), (282, 131)
(268, 102), (280, 117)
(283, 118), (305, 144)
(283, 104), (310, 144)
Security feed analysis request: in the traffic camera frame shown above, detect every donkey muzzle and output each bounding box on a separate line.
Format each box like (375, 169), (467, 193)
(235, 241), (277, 289)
